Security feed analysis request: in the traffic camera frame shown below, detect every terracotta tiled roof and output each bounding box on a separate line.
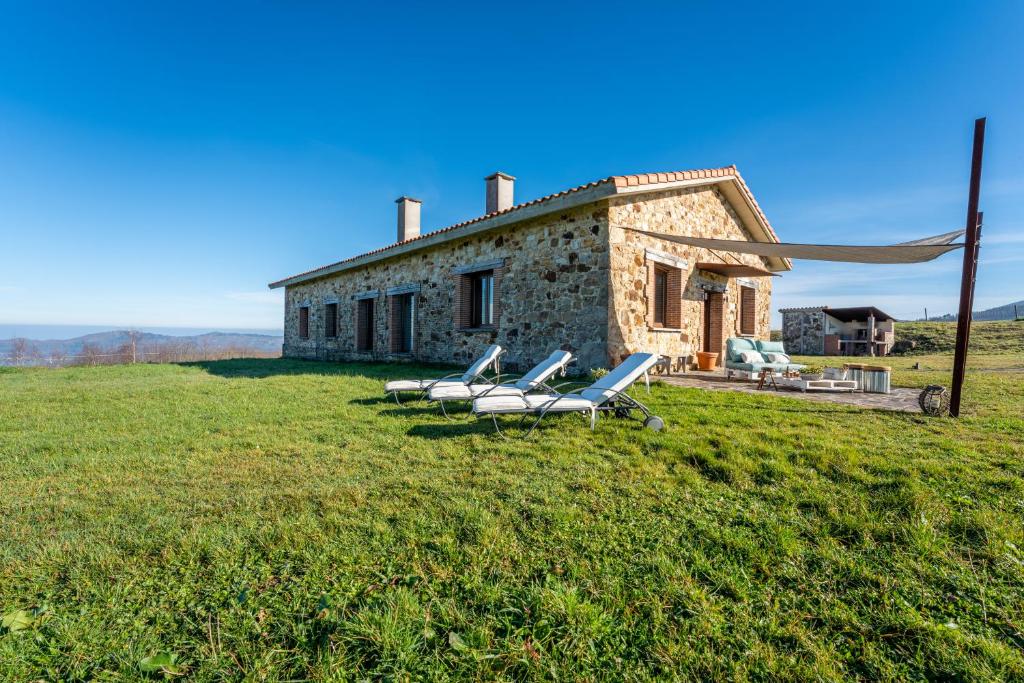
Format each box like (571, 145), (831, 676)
(269, 165), (781, 288)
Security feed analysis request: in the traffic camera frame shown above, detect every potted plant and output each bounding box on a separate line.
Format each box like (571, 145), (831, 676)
(799, 363), (824, 381)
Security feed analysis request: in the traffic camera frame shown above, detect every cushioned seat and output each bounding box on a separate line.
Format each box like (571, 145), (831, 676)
(384, 378), (463, 393)
(427, 383), (525, 400)
(472, 393), (594, 415)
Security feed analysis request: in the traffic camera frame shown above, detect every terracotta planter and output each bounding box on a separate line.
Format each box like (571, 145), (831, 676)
(696, 351), (719, 371)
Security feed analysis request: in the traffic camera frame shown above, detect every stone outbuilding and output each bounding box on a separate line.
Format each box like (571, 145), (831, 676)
(780, 306), (896, 356)
(268, 167), (791, 371)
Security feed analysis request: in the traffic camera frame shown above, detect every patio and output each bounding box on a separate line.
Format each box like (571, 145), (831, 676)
(657, 370), (923, 413)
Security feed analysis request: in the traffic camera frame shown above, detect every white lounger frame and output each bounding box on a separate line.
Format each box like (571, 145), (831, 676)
(432, 352), (574, 419)
(386, 347), (506, 405)
(474, 355), (664, 440)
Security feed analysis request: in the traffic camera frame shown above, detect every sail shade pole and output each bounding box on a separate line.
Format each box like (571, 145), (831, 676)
(949, 117), (986, 418)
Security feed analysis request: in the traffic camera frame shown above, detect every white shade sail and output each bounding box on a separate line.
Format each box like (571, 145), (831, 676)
(627, 229), (965, 264)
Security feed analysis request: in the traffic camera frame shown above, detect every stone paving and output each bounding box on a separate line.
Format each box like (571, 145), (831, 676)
(658, 370), (922, 413)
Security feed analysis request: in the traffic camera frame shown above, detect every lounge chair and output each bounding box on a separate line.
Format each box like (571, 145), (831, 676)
(428, 350), (574, 417)
(471, 352), (664, 438)
(384, 344), (504, 404)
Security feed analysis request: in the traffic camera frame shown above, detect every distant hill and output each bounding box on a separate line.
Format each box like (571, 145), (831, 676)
(924, 300), (1024, 322)
(0, 330), (282, 366)
(895, 320), (1024, 354)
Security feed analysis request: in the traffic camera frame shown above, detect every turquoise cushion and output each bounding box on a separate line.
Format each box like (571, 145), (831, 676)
(726, 337), (758, 362)
(756, 340), (787, 354)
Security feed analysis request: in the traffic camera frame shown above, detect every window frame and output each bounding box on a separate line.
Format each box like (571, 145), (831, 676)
(392, 293), (415, 354)
(356, 298), (375, 352)
(324, 302), (338, 338)
(469, 270), (495, 328)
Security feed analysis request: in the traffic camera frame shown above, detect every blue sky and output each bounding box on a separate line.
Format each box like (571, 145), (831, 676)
(1, 1), (1022, 334)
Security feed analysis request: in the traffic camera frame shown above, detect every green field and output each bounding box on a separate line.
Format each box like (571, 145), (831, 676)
(895, 320), (1024, 355)
(1, 352), (1022, 680)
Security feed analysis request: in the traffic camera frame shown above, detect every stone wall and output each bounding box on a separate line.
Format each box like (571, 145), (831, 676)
(282, 205), (611, 372)
(606, 185), (774, 365)
(781, 309), (826, 355)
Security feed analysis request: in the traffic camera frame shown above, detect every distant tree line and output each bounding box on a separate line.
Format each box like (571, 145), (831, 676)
(2, 333), (280, 368)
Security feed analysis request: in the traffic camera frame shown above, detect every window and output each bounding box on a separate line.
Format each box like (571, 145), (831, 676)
(647, 260), (682, 329)
(455, 263), (503, 330)
(324, 302), (338, 338)
(298, 306), (309, 339)
(471, 271), (494, 327)
(740, 286), (756, 335)
(653, 267), (669, 327)
(390, 293), (415, 353)
(356, 298), (374, 351)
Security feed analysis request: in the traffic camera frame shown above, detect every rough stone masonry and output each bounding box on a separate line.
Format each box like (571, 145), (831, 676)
(272, 170), (782, 373)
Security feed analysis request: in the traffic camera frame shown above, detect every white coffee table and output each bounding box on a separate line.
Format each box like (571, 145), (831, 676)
(777, 376), (858, 393)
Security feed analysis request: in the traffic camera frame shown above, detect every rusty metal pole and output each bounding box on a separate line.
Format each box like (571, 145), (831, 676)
(949, 118), (986, 417)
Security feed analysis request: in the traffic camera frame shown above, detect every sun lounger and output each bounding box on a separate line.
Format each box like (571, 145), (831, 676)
(384, 344), (504, 403)
(471, 352), (664, 438)
(428, 350), (573, 416)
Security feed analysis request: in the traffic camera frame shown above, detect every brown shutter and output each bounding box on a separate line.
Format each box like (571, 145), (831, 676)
(299, 306), (309, 339)
(666, 266), (682, 329)
(653, 268), (667, 327)
(740, 286), (756, 335)
(646, 262), (657, 327)
(454, 275), (472, 329)
(707, 291), (725, 356)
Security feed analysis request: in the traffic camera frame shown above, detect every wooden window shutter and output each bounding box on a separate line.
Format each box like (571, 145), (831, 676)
(740, 286), (756, 335)
(707, 291), (725, 355)
(646, 262), (657, 327)
(653, 268), (668, 327)
(454, 274), (473, 329)
(666, 267), (682, 329)
(299, 306), (309, 339)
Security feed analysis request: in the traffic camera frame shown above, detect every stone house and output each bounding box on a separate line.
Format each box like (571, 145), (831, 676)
(780, 306), (896, 356)
(268, 167), (790, 371)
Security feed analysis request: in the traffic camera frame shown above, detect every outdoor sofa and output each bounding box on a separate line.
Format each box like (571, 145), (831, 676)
(724, 337), (805, 380)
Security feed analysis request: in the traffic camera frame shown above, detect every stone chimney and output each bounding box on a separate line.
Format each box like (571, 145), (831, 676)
(485, 172), (515, 214)
(395, 196), (421, 242)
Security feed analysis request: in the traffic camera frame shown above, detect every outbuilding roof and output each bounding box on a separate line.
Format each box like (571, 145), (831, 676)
(268, 166), (787, 289)
(779, 306), (896, 322)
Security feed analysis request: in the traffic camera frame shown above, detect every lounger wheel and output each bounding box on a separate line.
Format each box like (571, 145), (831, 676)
(643, 415), (665, 432)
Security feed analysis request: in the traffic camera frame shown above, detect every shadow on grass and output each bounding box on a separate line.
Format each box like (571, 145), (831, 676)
(185, 357), (459, 380)
(406, 421), (496, 439)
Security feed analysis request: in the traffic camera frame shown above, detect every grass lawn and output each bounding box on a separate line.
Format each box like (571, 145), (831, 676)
(1, 354), (1022, 680)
